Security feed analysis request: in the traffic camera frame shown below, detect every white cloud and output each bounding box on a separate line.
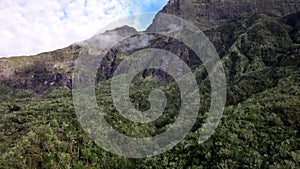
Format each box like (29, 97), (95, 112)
(0, 0), (168, 57)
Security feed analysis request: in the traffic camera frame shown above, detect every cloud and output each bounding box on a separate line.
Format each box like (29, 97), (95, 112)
(0, 0), (168, 57)
(118, 34), (155, 52)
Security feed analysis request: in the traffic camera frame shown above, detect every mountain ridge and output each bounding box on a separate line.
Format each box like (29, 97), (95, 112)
(148, 0), (300, 31)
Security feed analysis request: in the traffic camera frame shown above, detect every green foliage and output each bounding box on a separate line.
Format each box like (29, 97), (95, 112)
(0, 9), (299, 169)
(0, 67), (299, 168)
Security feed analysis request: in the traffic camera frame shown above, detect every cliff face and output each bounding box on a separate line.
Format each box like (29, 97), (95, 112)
(147, 0), (300, 31)
(0, 26), (139, 94)
(1, 0), (299, 95)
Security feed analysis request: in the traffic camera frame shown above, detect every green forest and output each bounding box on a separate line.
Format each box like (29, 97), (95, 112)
(0, 1), (300, 168)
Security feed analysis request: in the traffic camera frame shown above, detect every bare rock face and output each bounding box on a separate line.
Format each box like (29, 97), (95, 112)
(0, 45), (81, 94)
(147, 0), (300, 31)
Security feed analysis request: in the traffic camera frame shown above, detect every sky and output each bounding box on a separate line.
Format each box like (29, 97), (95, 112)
(0, 0), (168, 57)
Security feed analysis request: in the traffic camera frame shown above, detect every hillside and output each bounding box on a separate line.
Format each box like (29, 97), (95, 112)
(0, 0), (300, 168)
(148, 0), (300, 30)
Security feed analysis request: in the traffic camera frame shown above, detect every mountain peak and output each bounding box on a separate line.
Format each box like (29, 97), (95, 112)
(76, 25), (138, 49)
(104, 25), (137, 35)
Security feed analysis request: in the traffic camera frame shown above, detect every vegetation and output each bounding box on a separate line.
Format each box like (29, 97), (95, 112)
(0, 4), (299, 169)
(0, 64), (299, 168)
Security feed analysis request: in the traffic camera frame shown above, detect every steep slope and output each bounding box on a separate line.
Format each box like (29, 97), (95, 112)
(0, 45), (81, 94)
(0, 26), (138, 94)
(147, 0), (300, 30)
(206, 13), (300, 104)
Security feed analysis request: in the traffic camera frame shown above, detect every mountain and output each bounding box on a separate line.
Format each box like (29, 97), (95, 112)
(148, 0), (300, 30)
(0, 0), (299, 168)
(0, 45), (80, 94)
